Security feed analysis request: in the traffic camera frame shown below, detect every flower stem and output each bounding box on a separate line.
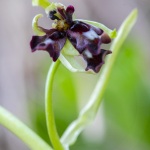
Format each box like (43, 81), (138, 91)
(45, 60), (64, 150)
(0, 106), (52, 150)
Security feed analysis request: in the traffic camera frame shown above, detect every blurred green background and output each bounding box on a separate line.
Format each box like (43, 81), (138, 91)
(0, 0), (150, 150)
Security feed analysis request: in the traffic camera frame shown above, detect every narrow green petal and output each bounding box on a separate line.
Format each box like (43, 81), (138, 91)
(32, 14), (46, 36)
(76, 19), (117, 39)
(32, 0), (51, 9)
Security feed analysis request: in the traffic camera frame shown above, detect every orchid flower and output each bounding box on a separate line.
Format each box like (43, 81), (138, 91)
(30, 1), (116, 73)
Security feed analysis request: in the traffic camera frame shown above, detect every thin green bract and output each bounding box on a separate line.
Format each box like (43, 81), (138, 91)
(60, 9), (138, 148)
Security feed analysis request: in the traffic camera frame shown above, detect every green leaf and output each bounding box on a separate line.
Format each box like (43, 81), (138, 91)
(32, 0), (51, 9)
(61, 9), (138, 148)
(0, 106), (53, 150)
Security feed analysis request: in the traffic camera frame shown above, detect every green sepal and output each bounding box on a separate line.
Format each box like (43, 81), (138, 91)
(32, 0), (51, 9)
(32, 14), (45, 36)
(59, 54), (84, 73)
(59, 40), (95, 74)
(59, 54), (95, 74)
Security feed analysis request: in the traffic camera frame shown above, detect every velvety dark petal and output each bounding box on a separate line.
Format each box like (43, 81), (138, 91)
(67, 30), (88, 53)
(82, 49), (112, 73)
(67, 21), (102, 55)
(69, 21), (90, 32)
(30, 29), (66, 61)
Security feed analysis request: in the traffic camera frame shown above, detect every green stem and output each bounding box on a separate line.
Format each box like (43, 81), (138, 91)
(0, 106), (52, 150)
(45, 60), (64, 150)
